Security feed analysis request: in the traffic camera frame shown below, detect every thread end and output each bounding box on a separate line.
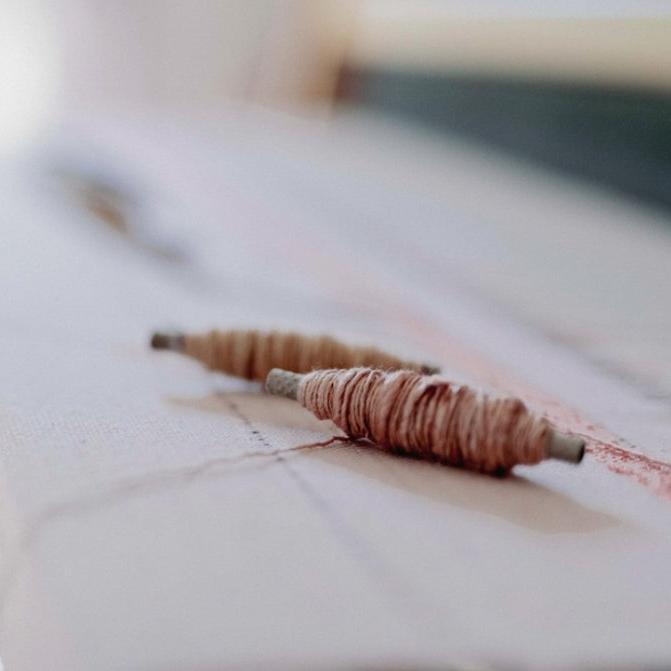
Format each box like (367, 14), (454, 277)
(150, 331), (186, 352)
(266, 368), (303, 400)
(546, 430), (585, 464)
(421, 364), (441, 375)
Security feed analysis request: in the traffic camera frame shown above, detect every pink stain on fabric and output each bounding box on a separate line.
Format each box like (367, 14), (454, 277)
(388, 305), (671, 500)
(298, 242), (671, 500)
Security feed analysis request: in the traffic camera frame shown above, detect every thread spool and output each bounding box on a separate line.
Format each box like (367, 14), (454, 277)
(266, 367), (584, 474)
(150, 328), (438, 382)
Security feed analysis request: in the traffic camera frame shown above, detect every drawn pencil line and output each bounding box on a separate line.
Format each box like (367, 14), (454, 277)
(221, 396), (428, 614)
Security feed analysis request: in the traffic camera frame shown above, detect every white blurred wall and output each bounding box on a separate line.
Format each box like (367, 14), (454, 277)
(2, 0), (669, 155)
(57, 0), (272, 108)
(0, 0), (352, 153)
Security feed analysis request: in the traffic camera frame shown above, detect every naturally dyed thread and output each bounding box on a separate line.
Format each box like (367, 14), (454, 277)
(266, 367), (585, 473)
(151, 329), (438, 382)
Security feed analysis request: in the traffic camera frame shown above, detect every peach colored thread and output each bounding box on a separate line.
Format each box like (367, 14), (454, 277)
(183, 329), (436, 382)
(297, 368), (550, 473)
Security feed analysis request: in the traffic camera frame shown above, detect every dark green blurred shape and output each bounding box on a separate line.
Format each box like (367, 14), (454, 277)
(342, 67), (671, 212)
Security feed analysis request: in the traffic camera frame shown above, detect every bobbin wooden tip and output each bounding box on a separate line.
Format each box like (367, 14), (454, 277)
(266, 368), (302, 400)
(150, 331), (186, 352)
(546, 430), (585, 464)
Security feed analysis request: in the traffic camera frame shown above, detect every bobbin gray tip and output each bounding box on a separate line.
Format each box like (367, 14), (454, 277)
(546, 430), (585, 464)
(150, 331), (186, 352)
(266, 368), (303, 400)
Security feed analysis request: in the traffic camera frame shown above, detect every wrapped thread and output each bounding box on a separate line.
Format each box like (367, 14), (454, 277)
(267, 367), (585, 474)
(151, 329), (438, 382)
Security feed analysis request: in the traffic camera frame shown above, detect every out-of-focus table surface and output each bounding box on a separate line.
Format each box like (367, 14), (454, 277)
(1, 107), (670, 670)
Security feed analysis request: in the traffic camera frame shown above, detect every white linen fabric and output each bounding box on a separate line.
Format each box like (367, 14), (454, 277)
(1, 110), (670, 670)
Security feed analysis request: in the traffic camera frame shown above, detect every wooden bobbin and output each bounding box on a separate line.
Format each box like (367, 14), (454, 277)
(150, 329), (440, 380)
(265, 368), (585, 466)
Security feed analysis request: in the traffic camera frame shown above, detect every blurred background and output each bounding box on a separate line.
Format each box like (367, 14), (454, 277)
(2, 0), (671, 395)
(4, 1), (671, 199)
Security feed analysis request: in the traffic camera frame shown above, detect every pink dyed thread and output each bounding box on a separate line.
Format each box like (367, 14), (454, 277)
(298, 368), (550, 474)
